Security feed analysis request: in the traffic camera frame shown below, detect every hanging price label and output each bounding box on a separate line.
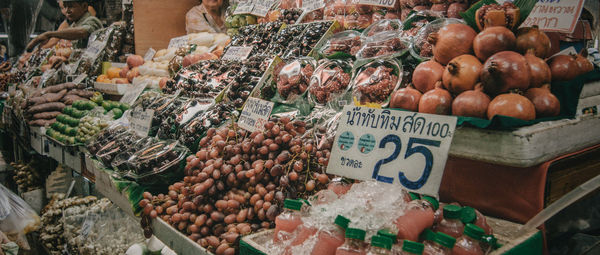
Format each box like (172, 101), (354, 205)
(222, 46), (253, 61)
(357, 0), (396, 8)
(238, 97), (274, 132)
(251, 0), (276, 17)
(72, 74), (87, 85)
(120, 81), (147, 105)
(327, 106), (457, 196)
(302, 0), (325, 12)
(83, 40), (106, 58)
(144, 48), (156, 61)
(168, 35), (189, 49)
(130, 108), (155, 136)
(233, 1), (255, 15)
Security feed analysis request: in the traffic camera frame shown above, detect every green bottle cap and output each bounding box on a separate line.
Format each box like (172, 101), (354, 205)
(377, 229), (397, 243)
(464, 223), (485, 240)
(409, 192), (420, 201)
(334, 215), (350, 230)
(371, 235), (393, 250)
(420, 228), (436, 241)
(422, 196), (439, 211)
(460, 206), (477, 224)
(434, 232), (456, 249)
(481, 234), (501, 249)
(345, 228), (366, 241)
(283, 199), (303, 211)
(443, 205), (462, 219)
(403, 240), (425, 254)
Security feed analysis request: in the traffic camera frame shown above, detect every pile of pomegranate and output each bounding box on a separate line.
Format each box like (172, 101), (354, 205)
(391, 23), (594, 121)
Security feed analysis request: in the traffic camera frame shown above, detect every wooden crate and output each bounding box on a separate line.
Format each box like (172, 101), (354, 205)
(545, 146), (600, 206)
(133, 0), (199, 55)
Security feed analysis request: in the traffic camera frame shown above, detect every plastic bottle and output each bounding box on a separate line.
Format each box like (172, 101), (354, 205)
(460, 206), (492, 235)
(335, 228), (368, 255)
(419, 229), (437, 246)
(400, 240), (424, 255)
(377, 229), (402, 254)
(480, 234), (500, 254)
(311, 215), (350, 255)
(367, 235), (393, 255)
(434, 204), (464, 239)
(452, 223), (485, 255)
(422, 232), (456, 255)
(274, 199), (305, 242)
(395, 196), (439, 241)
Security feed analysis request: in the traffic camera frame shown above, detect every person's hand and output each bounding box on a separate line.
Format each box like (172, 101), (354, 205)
(26, 32), (51, 52)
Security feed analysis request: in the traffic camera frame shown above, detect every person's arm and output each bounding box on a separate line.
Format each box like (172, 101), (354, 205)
(26, 27), (89, 51)
(41, 20), (69, 49)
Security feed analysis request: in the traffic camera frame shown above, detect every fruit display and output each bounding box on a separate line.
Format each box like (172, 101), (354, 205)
(272, 58), (316, 102)
(356, 31), (408, 59)
(352, 59), (402, 106)
(308, 59), (352, 105)
(156, 98), (214, 140)
(319, 30), (363, 57)
(96, 55), (144, 84)
(178, 102), (238, 150)
(284, 21), (334, 58)
(25, 83), (96, 126)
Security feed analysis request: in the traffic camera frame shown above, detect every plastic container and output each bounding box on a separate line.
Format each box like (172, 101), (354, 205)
(362, 19), (403, 37)
(156, 98), (214, 140)
(367, 235), (393, 255)
(311, 215), (351, 255)
(335, 228), (368, 255)
(351, 58), (402, 107)
(309, 59), (353, 106)
(274, 199), (305, 243)
(434, 205), (464, 239)
(377, 229), (402, 254)
(422, 232), (455, 255)
(460, 206), (492, 235)
(395, 196), (438, 241)
(272, 58), (317, 103)
(356, 31), (408, 60)
(319, 30), (363, 58)
(119, 140), (189, 186)
(452, 224), (485, 255)
(408, 18), (465, 61)
(401, 240), (425, 255)
(177, 102), (237, 151)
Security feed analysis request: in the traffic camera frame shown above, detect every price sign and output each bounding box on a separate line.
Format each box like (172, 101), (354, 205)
(144, 48), (156, 61)
(327, 106), (457, 196)
(251, 0), (276, 17)
(520, 0), (585, 33)
(222, 46), (253, 61)
(83, 40), (106, 58)
(357, 0), (396, 8)
(238, 97), (274, 132)
(130, 108), (154, 136)
(233, 1), (255, 15)
(120, 81), (147, 105)
(168, 35), (189, 49)
(72, 74), (87, 85)
(303, 0), (326, 12)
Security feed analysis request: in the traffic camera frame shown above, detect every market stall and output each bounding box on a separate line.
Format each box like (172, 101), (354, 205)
(0, 0), (599, 254)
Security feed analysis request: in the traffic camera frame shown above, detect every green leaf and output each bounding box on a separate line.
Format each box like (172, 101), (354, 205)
(459, 0), (498, 32)
(513, 0), (538, 24)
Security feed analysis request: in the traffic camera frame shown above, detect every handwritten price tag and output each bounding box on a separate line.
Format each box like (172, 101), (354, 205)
(251, 0), (276, 17)
(144, 48), (156, 61)
(130, 108), (155, 136)
(120, 81), (147, 105)
(222, 46), (253, 61)
(520, 0), (585, 33)
(327, 106), (457, 196)
(233, 1), (255, 15)
(357, 0), (396, 8)
(238, 97), (274, 132)
(168, 35), (189, 49)
(303, 0), (326, 12)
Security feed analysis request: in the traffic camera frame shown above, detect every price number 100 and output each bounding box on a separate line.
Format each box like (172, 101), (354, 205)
(372, 135), (440, 190)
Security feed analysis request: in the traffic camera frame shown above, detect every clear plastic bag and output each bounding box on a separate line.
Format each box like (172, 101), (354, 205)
(0, 184), (40, 250)
(308, 59), (353, 106)
(351, 58), (402, 106)
(408, 17), (464, 61)
(319, 30), (362, 57)
(362, 19), (403, 37)
(156, 98), (214, 140)
(178, 102), (238, 151)
(273, 58), (317, 103)
(355, 31), (409, 61)
(119, 140), (189, 186)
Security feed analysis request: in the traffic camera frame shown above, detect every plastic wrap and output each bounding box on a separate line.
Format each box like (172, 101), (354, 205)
(362, 19), (403, 37)
(266, 24), (308, 56)
(319, 30), (362, 58)
(118, 140), (189, 186)
(178, 102), (238, 151)
(308, 59), (352, 106)
(86, 124), (131, 156)
(164, 59), (234, 99)
(156, 98), (214, 140)
(224, 56), (270, 108)
(356, 31), (409, 61)
(0, 184), (40, 250)
(95, 130), (145, 168)
(283, 21), (333, 58)
(273, 58), (317, 103)
(408, 17), (464, 61)
(351, 58), (402, 106)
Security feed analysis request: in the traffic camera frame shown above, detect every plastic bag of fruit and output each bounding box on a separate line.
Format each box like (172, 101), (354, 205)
(271, 58), (317, 103)
(351, 58), (402, 106)
(308, 59), (353, 107)
(318, 30), (363, 59)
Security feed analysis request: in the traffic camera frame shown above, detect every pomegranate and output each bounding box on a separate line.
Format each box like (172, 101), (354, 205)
(525, 85), (560, 118)
(524, 50), (551, 87)
(473, 26), (516, 61)
(127, 55), (145, 69)
(412, 60), (444, 93)
(418, 82), (453, 115)
(452, 83), (491, 119)
(428, 23), (477, 65)
(475, 2), (520, 31)
(547, 54), (579, 81)
(442, 55), (482, 94)
(390, 85), (422, 112)
(487, 93), (536, 121)
(447, 3), (468, 19)
(515, 26), (552, 59)
(481, 51), (531, 95)
(575, 49), (594, 76)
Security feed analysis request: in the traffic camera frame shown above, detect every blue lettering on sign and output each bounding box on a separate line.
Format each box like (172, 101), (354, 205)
(344, 108), (452, 138)
(398, 138), (440, 189)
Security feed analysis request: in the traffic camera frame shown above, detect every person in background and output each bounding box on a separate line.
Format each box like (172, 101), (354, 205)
(186, 0), (228, 34)
(26, 0), (101, 51)
(42, 0), (97, 49)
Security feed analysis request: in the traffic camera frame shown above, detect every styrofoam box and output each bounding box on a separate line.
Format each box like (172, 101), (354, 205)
(63, 146), (82, 173)
(94, 82), (130, 95)
(449, 114), (600, 167)
(46, 138), (64, 164)
(29, 126), (45, 155)
(93, 166), (136, 218)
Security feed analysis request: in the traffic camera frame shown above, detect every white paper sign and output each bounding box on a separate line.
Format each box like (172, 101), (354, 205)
(168, 35), (189, 49)
(130, 108), (154, 136)
(222, 46), (253, 61)
(72, 74), (87, 85)
(234, 1), (255, 15)
(120, 81), (147, 105)
(302, 0), (326, 12)
(238, 97), (274, 132)
(357, 0), (396, 8)
(83, 40), (106, 58)
(144, 48), (156, 61)
(327, 106), (457, 196)
(251, 0), (276, 17)
(520, 0), (585, 33)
